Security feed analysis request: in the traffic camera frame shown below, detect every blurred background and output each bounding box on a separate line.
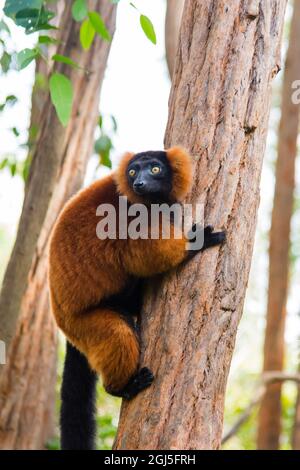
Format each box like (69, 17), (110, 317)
(0, 0), (300, 450)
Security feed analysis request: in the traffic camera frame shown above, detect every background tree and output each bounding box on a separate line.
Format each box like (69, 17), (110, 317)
(0, 0), (117, 449)
(292, 362), (300, 449)
(165, 0), (184, 79)
(257, 0), (300, 450)
(114, 0), (287, 450)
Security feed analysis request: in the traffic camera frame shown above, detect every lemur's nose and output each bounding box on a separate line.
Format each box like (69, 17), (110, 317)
(133, 181), (145, 189)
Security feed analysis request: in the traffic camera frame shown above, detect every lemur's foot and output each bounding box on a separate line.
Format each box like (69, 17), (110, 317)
(121, 367), (154, 400)
(106, 367), (154, 400)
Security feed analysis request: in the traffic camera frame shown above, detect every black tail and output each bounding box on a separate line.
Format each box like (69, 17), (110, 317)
(60, 341), (98, 450)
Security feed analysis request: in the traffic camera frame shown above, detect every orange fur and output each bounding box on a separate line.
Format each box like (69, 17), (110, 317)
(114, 146), (192, 203)
(166, 147), (193, 202)
(48, 147), (193, 392)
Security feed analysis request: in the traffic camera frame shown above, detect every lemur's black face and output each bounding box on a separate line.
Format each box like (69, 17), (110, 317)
(127, 151), (172, 202)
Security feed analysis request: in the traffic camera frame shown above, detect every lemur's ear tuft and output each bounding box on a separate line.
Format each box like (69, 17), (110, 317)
(113, 152), (141, 202)
(165, 147), (193, 201)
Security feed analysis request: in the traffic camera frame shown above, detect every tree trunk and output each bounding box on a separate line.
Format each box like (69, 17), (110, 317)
(24, 0), (64, 186)
(292, 365), (300, 449)
(114, 0), (287, 450)
(165, 0), (185, 78)
(257, 0), (300, 450)
(0, 0), (116, 450)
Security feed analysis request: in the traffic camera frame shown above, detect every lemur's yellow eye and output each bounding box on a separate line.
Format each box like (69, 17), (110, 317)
(128, 169), (136, 177)
(151, 166), (161, 174)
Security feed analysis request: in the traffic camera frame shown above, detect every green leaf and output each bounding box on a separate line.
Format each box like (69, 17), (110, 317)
(0, 95), (17, 112)
(94, 134), (112, 153)
(80, 18), (95, 50)
(16, 48), (39, 70)
(0, 158), (8, 170)
(38, 35), (60, 45)
(22, 158), (30, 182)
(34, 72), (48, 91)
(49, 73), (73, 127)
(15, 7), (56, 34)
(88, 12), (111, 41)
(0, 51), (11, 73)
(140, 14), (156, 45)
(100, 151), (112, 169)
(6, 95), (18, 104)
(0, 19), (10, 34)
(52, 54), (80, 69)
(4, 0), (42, 17)
(111, 115), (117, 132)
(72, 0), (88, 22)
(10, 161), (17, 176)
(95, 135), (113, 168)
(11, 127), (20, 137)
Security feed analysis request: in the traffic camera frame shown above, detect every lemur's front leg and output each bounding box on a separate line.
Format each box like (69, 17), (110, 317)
(186, 224), (226, 260)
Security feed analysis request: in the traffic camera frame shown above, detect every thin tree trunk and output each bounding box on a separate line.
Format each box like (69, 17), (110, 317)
(24, 0), (64, 186)
(257, 0), (300, 450)
(292, 365), (300, 449)
(114, 0), (287, 450)
(165, 0), (185, 78)
(0, 0), (116, 450)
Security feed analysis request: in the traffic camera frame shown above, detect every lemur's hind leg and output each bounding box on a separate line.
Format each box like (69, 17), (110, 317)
(106, 367), (154, 400)
(68, 307), (153, 400)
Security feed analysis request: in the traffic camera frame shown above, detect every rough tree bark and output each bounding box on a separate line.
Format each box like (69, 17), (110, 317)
(114, 0), (287, 450)
(165, 0), (185, 78)
(257, 0), (300, 450)
(0, 0), (116, 450)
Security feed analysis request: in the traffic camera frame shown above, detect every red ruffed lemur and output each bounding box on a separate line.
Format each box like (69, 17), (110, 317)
(48, 147), (225, 450)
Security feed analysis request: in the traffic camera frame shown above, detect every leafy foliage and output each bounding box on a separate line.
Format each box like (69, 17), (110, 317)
(94, 114), (118, 169)
(88, 11), (111, 41)
(72, 0), (88, 22)
(52, 54), (80, 69)
(130, 2), (157, 45)
(3, 0), (43, 16)
(15, 7), (56, 33)
(80, 17), (95, 50)
(16, 47), (39, 69)
(49, 73), (73, 127)
(96, 414), (118, 449)
(0, 51), (12, 72)
(1, 0), (157, 128)
(38, 35), (60, 45)
(140, 14), (156, 45)
(0, 153), (26, 178)
(0, 95), (17, 112)
(4, 1), (56, 34)
(0, 19), (11, 34)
